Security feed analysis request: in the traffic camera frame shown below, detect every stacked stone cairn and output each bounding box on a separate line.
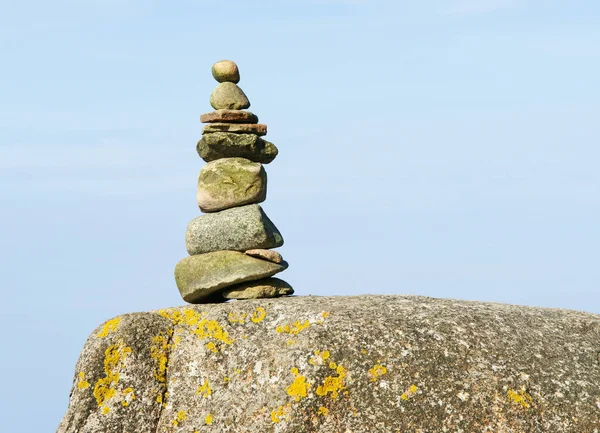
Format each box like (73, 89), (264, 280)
(174, 60), (293, 303)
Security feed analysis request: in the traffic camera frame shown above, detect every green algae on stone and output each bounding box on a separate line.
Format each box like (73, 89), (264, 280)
(197, 157), (267, 212)
(210, 82), (250, 110)
(221, 277), (293, 300)
(174, 251), (287, 302)
(197, 132), (278, 164)
(185, 204), (283, 255)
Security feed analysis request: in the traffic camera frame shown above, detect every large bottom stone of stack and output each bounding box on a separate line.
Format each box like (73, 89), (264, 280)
(186, 204), (283, 255)
(221, 277), (293, 300)
(174, 250), (287, 303)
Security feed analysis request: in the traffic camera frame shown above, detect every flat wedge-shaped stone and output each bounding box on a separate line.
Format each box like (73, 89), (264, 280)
(202, 123), (267, 136)
(186, 204), (283, 255)
(175, 251), (287, 303)
(197, 132), (278, 164)
(197, 157), (267, 212)
(221, 277), (294, 300)
(245, 249), (283, 264)
(210, 82), (251, 110)
(201, 110), (259, 124)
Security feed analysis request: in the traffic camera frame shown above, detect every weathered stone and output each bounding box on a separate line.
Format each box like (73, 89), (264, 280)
(203, 123), (267, 136)
(174, 251), (287, 303)
(200, 110), (259, 124)
(211, 60), (240, 84)
(186, 204), (283, 255)
(245, 248), (283, 264)
(197, 132), (278, 164)
(57, 296), (600, 433)
(197, 158), (267, 212)
(221, 277), (293, 299)
(210, 82), (250, 110)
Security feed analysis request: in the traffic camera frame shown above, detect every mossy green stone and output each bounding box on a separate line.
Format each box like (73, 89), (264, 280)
(210, 82), (250, 110)
(197, 157), (267, 212)
(185, 204), (283, 255)
(197, 132), (278, 164)
(174, 251), (287, 303)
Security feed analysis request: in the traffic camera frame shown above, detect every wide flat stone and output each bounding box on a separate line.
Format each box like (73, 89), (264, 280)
(244, 249), (283, 264)
(174, 251), (287, 303)
(203, 123), (267, 136)
(200, 110), (259, 124)
(186, 204), (283, 255)
(210, 82), (250, 110)
(197, 157), (267, 212)
(197, 132), (278, 164)
(221, 277), (293, 300)
(212, 60), (240, 84)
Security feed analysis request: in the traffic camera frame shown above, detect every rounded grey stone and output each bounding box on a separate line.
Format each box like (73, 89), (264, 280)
(211, 60), (240, 84)
(210, 82), (250, 110)
(221, 277), (293, 299)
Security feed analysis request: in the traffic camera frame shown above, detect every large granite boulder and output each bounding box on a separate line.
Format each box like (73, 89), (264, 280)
(56, 295), (600, 433)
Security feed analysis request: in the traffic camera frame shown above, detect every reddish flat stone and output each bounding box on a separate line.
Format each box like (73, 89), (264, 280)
(203, 123), (267, 136)
(200, 110), (259, 124)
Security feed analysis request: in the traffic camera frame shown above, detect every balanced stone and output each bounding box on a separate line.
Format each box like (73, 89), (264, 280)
(203, 123), (267, 136)
(174, 251), (287, 302)
(197, 132), (278, 164)
(210, 82), (250, 110)
(245, 249), (283, 264)
(197, 157), (267, 212)
(221, 277), (293, 300)
(200, 110), (258, 124)
(211, 60), (240, 84)
(186, 204), (283, 255)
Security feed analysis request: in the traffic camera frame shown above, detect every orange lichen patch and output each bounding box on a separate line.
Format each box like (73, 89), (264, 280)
(228, 311), (247, 324)
(251, 307), (267, 323)
(197, 379), (212, 398)
(401, 384), (419, 401)
(270, 404), (292, 423)
(205, 413), (214, 425)
(150, 332), (170, 382)
(121, 387), (135, 407)
(172, 410), (188, 426)
(368, 364), (387, 382)
(318, 406), (329, 416)
(93, 339), (132, 414)
(316, 364), (348, 399)
(276, 320), (310, 335)
(97, 317), (121, 338)
(287, 368), (311, 402)
(77, 372), (90, 390)
(507, 388), (533, 408)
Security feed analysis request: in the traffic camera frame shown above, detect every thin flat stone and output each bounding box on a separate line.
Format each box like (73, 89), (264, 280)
(197, 132), (278, 164)
(221, 278), (294, 300)
(212, 60), (240, 84)
(174, 251), (287, 303)
(210, 82), (250, 110)
(244, 249), (283, 264)
(197, 158), (267, 213)
(201, 110), (259, 124)
(186, 204), (283, 255)
(203, 123), (267, 136)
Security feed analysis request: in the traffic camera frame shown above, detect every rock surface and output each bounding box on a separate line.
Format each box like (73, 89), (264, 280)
(197, 132), (278, 164)
(200, 110), (259, 124)
(203, 123), (267, 136)
(197, 158), (267, 212)
(56, 295), (600, 433)
(210, 82), (251, 110)
(174, 251), (287, 302)
(186, 204), (283, 255)
(211, 60), (240, 84)
(221, 277), (293, 300)
(245, 248), (284, 264)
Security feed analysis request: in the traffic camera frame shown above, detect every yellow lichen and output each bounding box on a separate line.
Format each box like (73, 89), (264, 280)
(318, 406), (329, 416)
(97, 317), (121, 338)
(172, 410), (187, 426)
(368, 364), (387, 382)
(205, 413), (214, 425)
(251, 307), (267, 323)
(205, 341), (218, 353)
(228, 311), (247, 324)
(316, 365), (347, 399)
(121, 387), (135, 407)
(321, 312), (330, 319)
(401, 384), (419, 400)
(77, 372), (90, 390)
(276, 320), (310, 335)
(286, 368), (310, 402)
(93, 339), (132, 414)
(150, 332), (170, 382)
(507, 388), (533, 408)
(197, 379), (212, 398)
(270, 404), (291, 423)
(361, 349), (367, 355)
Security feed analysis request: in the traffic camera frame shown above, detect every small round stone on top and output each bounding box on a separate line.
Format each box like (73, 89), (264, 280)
(212, 60), (240, 84)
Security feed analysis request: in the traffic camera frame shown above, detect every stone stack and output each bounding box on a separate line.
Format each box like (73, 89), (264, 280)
(174, 60), (293, 303)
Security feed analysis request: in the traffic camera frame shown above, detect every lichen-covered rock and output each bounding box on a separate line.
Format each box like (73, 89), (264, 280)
(174, 251), (287, 302)
(56, 296), (600, 433)
(200, 110), (259, 124)
(203, 123), (267, 136)
(197, 132), (278, 164)
(186, 204), (283, 255)
(221, 277), (293, 300)
(210, 82), (250, 110)
(197, 158), (267, 213)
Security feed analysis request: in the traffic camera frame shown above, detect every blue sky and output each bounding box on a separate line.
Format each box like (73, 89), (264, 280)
(1, 0), (599, 430)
